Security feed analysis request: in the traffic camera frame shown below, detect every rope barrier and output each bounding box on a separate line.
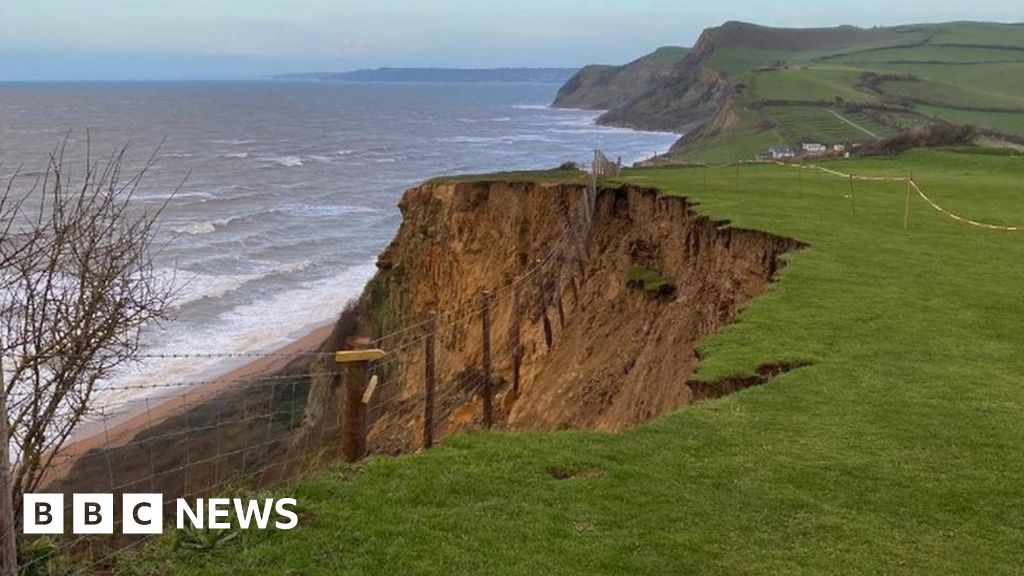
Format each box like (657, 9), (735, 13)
(774, 161), (1023, 232)
(909, 179), (1024, 232)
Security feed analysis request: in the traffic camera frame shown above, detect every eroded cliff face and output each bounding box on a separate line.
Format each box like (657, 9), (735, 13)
(305, 178), (802, 453)
(594, 29), (729, 134)
(552, 47), (690, 111)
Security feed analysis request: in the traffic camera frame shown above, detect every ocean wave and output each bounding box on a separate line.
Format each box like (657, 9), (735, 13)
(511, 104), (550, 110)
(167, 214), (254, 236)
(269, 156), (304, 167)
(279, 203), (381, 218)
(170, 258), (317, 308)
(222, 152), (249, 159)
(174, 270), (264, 304)
(458, 116), (513, 123)
(97, 262), (378, 411)
(438, 134), (557, 144)
(336, 149), (357, 156)
(169, 222), (217, 235)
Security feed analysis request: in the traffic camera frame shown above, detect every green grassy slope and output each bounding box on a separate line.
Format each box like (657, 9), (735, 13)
(120, 149), (1024, 575)
(663, 22), (1024, 162)
(552, 46), (689, 110)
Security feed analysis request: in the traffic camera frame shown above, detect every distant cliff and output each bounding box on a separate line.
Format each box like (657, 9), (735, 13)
(595, 22), (902, 132)
(553, 20), (1024, 161)
(552, 46), (688, 110)
(277, 67), (578, 84)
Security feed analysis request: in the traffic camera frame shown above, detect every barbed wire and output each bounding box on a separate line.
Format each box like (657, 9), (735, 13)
(6, 170), (599, 573)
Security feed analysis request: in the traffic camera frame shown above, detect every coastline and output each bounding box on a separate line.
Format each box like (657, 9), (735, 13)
(46, 322), (335, 485)
(41, 96), (681, 488)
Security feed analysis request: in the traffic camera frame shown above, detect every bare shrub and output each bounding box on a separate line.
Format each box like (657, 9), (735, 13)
(1, 139), (178, 511)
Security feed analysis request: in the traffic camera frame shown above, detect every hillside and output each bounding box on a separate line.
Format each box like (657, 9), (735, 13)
(559, 21), (1024, 161)
(552, 46), (689, 109)
(277, 67), (578, 83)
(116, 148), (1024, 575)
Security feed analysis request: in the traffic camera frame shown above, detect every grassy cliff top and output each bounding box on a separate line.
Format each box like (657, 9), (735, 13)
(693, 22), (1024, 160)
(120, 148), (1024, 575)
(553, 21), (1024, 162)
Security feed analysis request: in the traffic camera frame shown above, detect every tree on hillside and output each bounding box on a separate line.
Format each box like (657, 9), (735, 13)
(0, 140), (178, 565)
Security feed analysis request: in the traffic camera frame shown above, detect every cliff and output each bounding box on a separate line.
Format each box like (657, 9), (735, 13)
(303, 175), (803, 453)
(552, 47), (688, 110)
(555, 20), (995, 158)
(48, 174), (803, 501)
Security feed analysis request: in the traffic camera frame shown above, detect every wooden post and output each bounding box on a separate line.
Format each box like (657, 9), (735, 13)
(480, 291), (494, 429)
(423, 312), (437, 449)
(0, 347), (18, 576)
(336, 346), (385, 462)
(903, 174), (912, 230)
(510, 278), (522, 399)
(849, 174), (856, 215)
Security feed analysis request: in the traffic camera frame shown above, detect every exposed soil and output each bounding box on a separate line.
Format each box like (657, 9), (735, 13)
(311, 179), (806, 454)
(48, 179), (806, 504)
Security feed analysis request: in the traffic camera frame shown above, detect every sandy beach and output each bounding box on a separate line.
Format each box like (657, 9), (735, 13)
(44, 322), (335, 486)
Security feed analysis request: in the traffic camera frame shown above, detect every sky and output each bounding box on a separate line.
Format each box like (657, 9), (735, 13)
(1, 0), (1021, 81)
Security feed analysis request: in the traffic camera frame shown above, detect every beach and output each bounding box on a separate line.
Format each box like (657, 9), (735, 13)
(45, 322), (335, 488)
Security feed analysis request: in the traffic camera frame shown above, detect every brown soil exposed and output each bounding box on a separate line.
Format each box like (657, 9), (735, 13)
(49, 178), (805, 503)
(313, 179), (805, 453)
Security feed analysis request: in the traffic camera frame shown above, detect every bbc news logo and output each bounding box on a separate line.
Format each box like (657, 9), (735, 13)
(23, 494), (298, 535)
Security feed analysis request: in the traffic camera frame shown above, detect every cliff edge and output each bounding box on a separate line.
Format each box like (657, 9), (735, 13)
(302, 175), (803, 453)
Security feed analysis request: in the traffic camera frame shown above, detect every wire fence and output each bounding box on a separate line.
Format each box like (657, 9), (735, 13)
(5, 153), (1016, 574)
(0, 151), (604, 574)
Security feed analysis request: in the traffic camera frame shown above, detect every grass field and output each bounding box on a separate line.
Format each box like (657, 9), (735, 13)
(828, 45), (1024, 64)
(671, 23), (1024, 161)
(764, 105), (892, 142)
(116, 149), (1024, 574)
(745, 67), (876, 103)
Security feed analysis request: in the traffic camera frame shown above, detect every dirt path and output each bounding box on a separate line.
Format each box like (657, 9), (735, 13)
(828, 109), (880, 139)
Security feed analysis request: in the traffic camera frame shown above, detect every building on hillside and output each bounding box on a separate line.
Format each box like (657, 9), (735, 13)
(769, 145), (796, 160)
(832, 144), (847, 154)
(802, 142), (827, 156)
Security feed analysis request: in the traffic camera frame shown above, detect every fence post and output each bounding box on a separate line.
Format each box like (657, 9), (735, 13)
(0, 348), (18, 576)
(423, 312), (437, 449)
(480, 291), (494, 429)
(336, 344), (386, 462)
(903, 174), (912, 230)
(510, 278), (522, 400)
(849, 174), (856, 215)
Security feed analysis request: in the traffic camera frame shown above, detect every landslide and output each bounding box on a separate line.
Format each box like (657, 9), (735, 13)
(303, 178), (804, 453)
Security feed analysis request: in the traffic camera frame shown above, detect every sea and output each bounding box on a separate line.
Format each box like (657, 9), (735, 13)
(0, 81), (678, 413)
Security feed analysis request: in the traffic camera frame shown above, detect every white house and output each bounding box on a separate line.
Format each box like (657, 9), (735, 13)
(769, 145), (796, 160)
(802, 142), (827, 156)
